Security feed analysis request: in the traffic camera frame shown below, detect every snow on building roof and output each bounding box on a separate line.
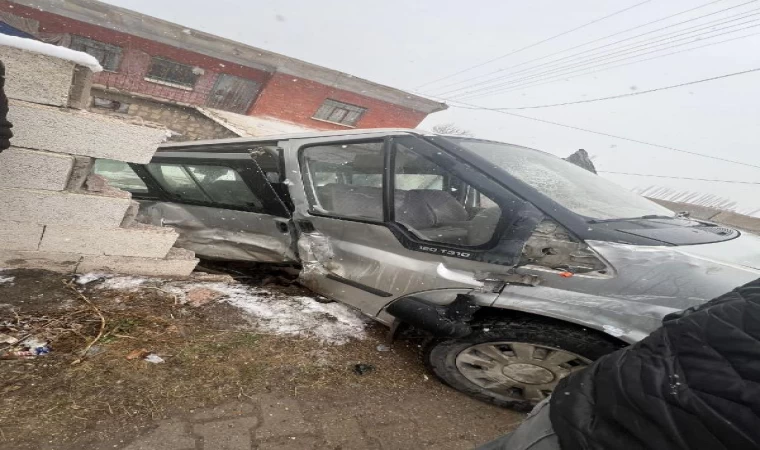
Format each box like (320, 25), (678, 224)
(196, 108), (317, 137)
(0, 34), (103, 72)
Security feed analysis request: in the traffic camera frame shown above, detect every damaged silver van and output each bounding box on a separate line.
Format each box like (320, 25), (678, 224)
(94, 129), (760, 409)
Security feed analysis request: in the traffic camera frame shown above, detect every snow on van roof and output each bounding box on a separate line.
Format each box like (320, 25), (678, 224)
(0, 34), (103, 72)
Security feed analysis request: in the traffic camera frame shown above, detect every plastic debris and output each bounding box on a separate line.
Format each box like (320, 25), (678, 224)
(144, 353), (165, 364)
(376, 344), (391, 352)
(22, 336), (48, 350)
(353, 363), (374, 375)
(0, 335), (50, 359)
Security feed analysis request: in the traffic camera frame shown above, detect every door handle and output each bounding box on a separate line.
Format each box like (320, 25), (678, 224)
(274, 219), (290, 234)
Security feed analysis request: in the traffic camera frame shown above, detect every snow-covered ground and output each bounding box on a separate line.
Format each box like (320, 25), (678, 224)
(77, 274), (368, 345)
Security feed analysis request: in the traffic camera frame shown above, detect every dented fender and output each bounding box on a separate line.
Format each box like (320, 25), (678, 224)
(490, 285), (665, 343)
(491, 238), (760, 344)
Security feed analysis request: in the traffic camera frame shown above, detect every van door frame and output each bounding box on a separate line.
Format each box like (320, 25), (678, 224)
(126, 146), (297, 263)
(280, 132), (541, 316)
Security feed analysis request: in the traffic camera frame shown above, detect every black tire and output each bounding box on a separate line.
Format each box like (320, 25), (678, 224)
(423, 316), (622, 411)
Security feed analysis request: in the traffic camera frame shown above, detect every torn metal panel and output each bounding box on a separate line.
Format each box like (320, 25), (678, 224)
(135, 201), (296, 263)
(519, 220), (606, 274)
(296, 232), (335, 280)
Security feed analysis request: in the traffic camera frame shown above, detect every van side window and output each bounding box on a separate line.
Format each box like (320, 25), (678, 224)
(146, 164), (207, 202)
(186, 165), (262, 208)
(302, 141), (384, 221)
(393, 144), (501, 247)
(146, 163), (261, 209)
(92, 159), (149, 193)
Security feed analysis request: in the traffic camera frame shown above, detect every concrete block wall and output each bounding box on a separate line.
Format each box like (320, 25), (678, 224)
(0, 41), (199, 276)
(8, 99), (168, 163)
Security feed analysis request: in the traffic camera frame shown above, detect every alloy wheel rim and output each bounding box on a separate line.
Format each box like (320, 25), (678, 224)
(455, 341), (591, 402)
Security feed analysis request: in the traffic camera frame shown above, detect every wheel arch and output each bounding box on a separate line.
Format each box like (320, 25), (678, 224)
(470, 306), (630, 349)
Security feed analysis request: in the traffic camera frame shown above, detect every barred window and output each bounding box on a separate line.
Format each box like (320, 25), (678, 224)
(70, 35), (122, 72)
(313, 99), (367, 126)
(145, 57), (200, 89)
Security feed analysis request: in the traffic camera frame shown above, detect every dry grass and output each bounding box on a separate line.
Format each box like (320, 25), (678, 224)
(0, 270), (430, 447)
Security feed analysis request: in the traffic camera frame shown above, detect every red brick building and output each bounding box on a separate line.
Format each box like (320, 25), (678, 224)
(0, 0), (446, 138)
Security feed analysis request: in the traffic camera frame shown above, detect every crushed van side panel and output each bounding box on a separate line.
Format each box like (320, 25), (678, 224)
(136, 201), (297, 263)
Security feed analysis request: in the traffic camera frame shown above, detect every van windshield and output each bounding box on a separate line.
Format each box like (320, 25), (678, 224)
(450, 138), (674, 220)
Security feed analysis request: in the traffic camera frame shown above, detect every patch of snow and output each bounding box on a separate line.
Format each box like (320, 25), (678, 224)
(99, 276), (148, 291)
(85, 275), (367, 344)
(0, 275), (14, 284)
(76, 273), (106, 285)
(0, 34), (103, 72)
(167, 282), (367, 345)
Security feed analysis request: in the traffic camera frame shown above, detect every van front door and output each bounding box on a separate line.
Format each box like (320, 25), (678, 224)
(285, 135), (541, 317)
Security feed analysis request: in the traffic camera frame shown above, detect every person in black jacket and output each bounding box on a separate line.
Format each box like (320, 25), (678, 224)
(479, 278), (760, 450)
(0, 59), (13, 152)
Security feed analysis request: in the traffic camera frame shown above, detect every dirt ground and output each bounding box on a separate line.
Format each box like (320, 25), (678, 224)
(0, 267), (522, 450)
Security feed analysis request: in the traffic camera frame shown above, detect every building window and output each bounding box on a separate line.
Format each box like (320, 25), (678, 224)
(92, 97), (130, 113)
(70, 35), (122, 72)
(145, 57), (201, 89)
(312, 99), (367, 127)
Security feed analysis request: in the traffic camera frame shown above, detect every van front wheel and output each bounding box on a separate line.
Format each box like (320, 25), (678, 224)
(423, 318), (621, 411)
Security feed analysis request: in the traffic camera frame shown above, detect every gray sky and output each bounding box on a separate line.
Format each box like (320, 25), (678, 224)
(102, 0), (760, 215)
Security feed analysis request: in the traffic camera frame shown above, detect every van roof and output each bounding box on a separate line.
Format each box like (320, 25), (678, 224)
(157, 128), (426, 152)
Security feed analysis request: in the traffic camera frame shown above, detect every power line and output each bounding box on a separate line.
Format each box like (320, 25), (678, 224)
(460, 29), (760, 97)
(474, 67), (760, 110)
(457, 26), (760, 99)
(600, 171), (760, 184)
(415, 0), (653, 89)
(453, 12), (760, 99)
(448, 5), (760, 98)
(456, 13), (760, 99)
(446, 97), (760, 170)
(427, 0), (732, 95)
